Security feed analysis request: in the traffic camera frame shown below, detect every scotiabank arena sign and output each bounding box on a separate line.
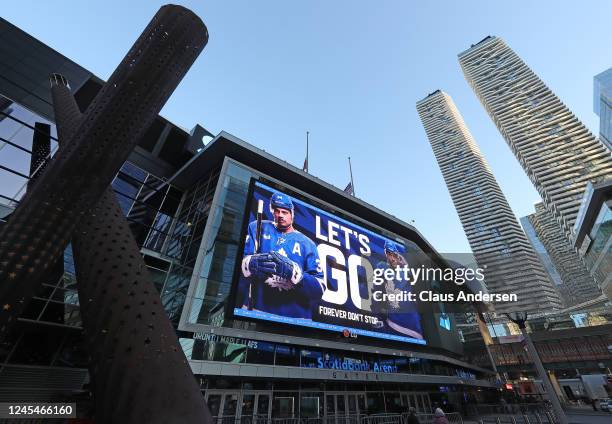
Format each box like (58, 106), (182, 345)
(302, 352), (398, 373)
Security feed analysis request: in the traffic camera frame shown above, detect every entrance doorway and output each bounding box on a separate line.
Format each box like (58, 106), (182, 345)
(205, 388), (432, 420)
(326, 392), (366, 417)
(206, 391), (272, 423)
(400, 392), (432, 413)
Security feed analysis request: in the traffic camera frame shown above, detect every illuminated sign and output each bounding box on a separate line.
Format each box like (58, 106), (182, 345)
(233, 181), (425, 345)
(305, 354), (398, 373)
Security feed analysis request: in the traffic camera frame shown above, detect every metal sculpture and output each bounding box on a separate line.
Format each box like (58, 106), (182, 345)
(49, 71), (211, 422)
(27, 123), (51, 189)
(0, 5), (208, 344)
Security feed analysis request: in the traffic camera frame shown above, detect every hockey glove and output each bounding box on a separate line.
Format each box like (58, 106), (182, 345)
(242, 253), (276, 278)
(268, 251), (303, 284)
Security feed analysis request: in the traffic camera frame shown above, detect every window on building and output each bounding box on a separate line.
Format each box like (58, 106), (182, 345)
(548, 125), (565, 136)
(275, 345), (300, 367)
(473, 220), (485, 234)
(246, 341), (275, 365)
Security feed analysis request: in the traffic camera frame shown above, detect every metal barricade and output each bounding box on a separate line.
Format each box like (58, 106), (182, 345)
(477, 411), (556, 424)
(212, 412), (470, 424)
(413, 414), (435, 423)
(443, 412), (464, 424)
(413, 412), (463, 424)
(324, 415), (361, 424)
(360, 413), (403, 424)
(271, 418), (323, 424)
(471, 403), (549, 417)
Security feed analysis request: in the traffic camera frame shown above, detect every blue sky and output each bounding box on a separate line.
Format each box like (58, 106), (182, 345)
(3, 1), (610, 252)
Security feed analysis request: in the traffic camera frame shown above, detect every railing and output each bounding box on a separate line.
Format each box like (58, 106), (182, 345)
(404, 412), (463, 423)
(360, 414), (403, 424)
(323, 415), (361, 424)
(211, 413), (464, 424)
(468, 403), (558, 424)
(477, 411), (557, 424)
(466, 403), (549, 417)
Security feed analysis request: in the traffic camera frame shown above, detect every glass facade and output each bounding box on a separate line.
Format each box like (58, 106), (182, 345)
(0, 95), (193, 369)
(594, 68), (612, 150)
(600, 95), (612, 149)
(186, 161), (250, 327)
(163, 165), (222, 325)
(519, 216), (563, 286)
(179, 335), (480, 380)
(0, 17), (92, 121)
(0, 94), (58, 207)
(583, 201), (612, 284)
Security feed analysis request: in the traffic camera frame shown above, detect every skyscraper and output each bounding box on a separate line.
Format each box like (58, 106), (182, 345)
(594, 68), (612, 150)
(519, 216), (564, 287)
(524, 205), (602, 306)
(417, 90), (563, 313)
(458, 36), (612, 245)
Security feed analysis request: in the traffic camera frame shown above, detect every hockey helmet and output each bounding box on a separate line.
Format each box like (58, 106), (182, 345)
(384, 240), (401, 255)
(270, 192), (294, 214)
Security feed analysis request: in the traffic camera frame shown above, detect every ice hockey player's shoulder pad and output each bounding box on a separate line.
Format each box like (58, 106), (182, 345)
(293, 229), (317, 249)
(248, 220), (275, 230)
(261, 220), (276, 230)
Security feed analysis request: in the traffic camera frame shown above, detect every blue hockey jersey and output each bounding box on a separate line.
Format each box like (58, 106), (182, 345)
(239, 220), (325, 319)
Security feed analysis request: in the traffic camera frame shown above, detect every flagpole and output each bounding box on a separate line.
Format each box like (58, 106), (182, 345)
(306, 131), (309, 173)
(348, 156), (355, 196)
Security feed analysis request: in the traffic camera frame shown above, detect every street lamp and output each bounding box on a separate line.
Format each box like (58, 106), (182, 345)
(505, 312), (568, 424)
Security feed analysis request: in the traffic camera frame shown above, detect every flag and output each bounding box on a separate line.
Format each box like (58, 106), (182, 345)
(343, 181), (353, 195)
(345, 157), (355, 196)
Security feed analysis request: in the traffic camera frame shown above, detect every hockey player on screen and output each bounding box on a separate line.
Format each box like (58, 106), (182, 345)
(374, 240), (424, 340)
(240, 191), (325, 319)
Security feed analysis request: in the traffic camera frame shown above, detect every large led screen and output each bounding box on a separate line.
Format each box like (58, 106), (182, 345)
(233, 181), (426, 345)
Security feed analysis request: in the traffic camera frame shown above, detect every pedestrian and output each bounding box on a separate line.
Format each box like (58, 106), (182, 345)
(433, 407), (449, 424)
(406, 407), (420, 424)
(500, 397), (508, 413)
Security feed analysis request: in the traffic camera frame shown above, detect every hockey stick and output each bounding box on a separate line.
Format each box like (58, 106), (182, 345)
(248, 199), (264, 310)
(255, 199), (264, 254)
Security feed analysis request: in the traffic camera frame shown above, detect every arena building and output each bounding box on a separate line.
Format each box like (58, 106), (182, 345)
(0, 16), (497, 419)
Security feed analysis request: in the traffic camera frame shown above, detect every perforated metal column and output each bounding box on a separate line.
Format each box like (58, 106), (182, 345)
(51, 72), (211, 423)
(50, 73), (82, 142)
(28, 122), (51, 190)
(72, 189), (211, 422)
(0, 5), (208, 340)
